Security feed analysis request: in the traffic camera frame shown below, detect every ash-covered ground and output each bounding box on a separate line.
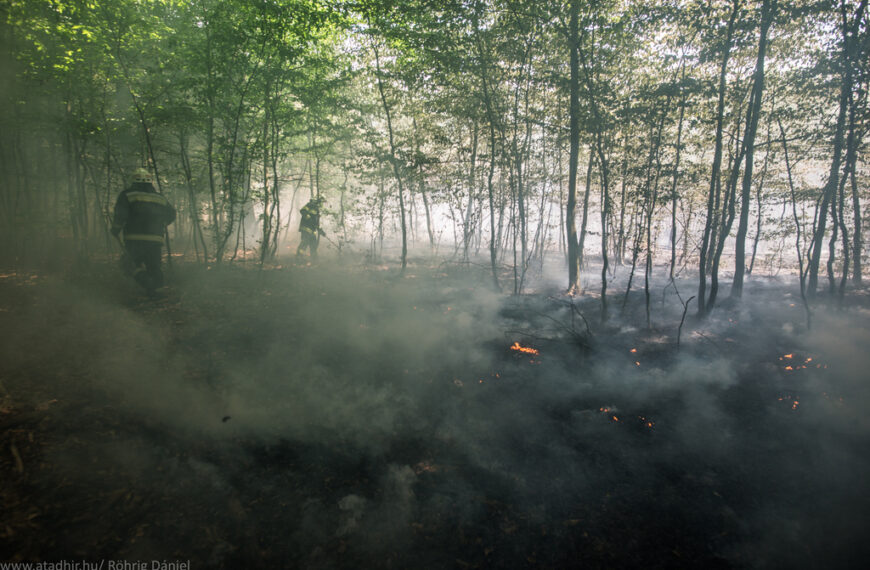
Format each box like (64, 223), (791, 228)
(1, 257), (869, 569)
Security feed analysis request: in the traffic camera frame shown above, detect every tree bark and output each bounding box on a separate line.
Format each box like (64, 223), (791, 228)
(732, 0), (775, 299)
(808, 0), (867, 297)
(372, 40), (408, 273)
(698, 0), (740, 317)
(566, 0), (582, 294)
(472, 11), (502, 291)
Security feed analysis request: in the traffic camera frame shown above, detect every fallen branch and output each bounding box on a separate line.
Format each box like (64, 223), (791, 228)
(547, 296), (594, 341)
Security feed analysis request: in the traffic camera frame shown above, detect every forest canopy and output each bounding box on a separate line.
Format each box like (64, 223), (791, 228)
(0, 0), (867, 314)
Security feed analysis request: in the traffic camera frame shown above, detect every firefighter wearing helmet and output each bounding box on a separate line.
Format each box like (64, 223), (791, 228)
(296, 195), (326, 259)
(111, 167), (176, 295)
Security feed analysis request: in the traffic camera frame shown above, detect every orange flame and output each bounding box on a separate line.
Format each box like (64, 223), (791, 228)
(638, 415), (655, 428)
(510, 342), (539, 355)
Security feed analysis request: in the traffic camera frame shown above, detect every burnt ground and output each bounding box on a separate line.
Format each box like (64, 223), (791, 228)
(1, 257), (869, 569)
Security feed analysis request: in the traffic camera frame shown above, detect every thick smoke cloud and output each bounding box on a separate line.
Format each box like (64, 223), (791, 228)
(1, 263), (868, 568)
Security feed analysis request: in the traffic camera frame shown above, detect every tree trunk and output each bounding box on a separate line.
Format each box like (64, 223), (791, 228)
(808, 0), (866, 297)
(179, 132), (209, 262)
(778, 118), (812, 329)
(372, 41), (408, 273)
(472, 12), (502, 291)
(644, 98), (670, 329)
(732, 0), (775, 299)
(566, 0), (582, 294)
(577, 148), (594, 269)
(698, 0), (740, 317)
(464, 121), (479, 262)
(669, 82), (686, 281)
(850, 157), (862, 284)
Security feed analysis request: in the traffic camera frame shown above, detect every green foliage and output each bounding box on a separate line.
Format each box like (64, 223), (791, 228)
(1, 0), (866, 277)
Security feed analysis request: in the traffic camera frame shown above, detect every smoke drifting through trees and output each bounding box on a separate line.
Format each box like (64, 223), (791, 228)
(1, 0), (867, 306)
(2, 0), (869, 566)
(2, 263), (869, 567)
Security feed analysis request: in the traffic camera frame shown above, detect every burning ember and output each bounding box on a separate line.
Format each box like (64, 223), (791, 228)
(598, 407), (621, 422)
(510, 342), (541, 364)
(479, 372), (501, 384)
(510, 342), (539, 356)
(778, 353), (827, 372)
(777, 394), (800, 411)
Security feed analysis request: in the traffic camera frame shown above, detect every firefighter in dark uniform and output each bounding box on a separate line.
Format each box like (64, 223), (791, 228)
(296, 196), (325, 259)
(111, 168), (176, 294)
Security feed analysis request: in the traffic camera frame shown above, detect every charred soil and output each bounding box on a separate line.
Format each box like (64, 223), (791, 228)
(1, 260), (869, 569)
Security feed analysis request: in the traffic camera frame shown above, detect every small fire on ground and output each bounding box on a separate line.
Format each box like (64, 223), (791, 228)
(510, 342), (539, 355)
(777, 395), (800, 410)
(510, 342), (541, 364)
(599, 407), (655, 429)
(778, 353), (827, 372)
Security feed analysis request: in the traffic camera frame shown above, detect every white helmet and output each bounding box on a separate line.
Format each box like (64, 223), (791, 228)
(133, 168), (153, 183)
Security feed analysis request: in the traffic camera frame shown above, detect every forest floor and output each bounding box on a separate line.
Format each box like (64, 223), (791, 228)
(1, 254), (869, 569)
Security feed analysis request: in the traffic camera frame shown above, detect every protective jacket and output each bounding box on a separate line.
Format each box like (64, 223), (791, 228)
(111, 182), (176, 243)
(299, 200), (321, 236)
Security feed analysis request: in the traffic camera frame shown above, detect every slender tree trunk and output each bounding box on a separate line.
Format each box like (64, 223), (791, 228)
(749, 118), (773, 275)
(179, 132), (209, 262)
(843, 15), (864, 286)
(599, 148), (611, 322)
(622, 209), (645, 313)
(566, 0), (582, 294)
(412, 118), (435, 251)
(577, 148), (594, 269)
(371, 41), (408, 273)
(778, 118), (812, 329)
(826, 187), (840, 294)
(472, 12), (502, 291)
(557, 134), (566, 257)
(644, 99), (670, 329)
(835, 152), (851, 303)
(576, 21), (612, 319)
(617, 125), (630, 265)
(732, 0), (775, 299)
(709, 127), (747, 310)
(260, 90), (272, 263)
(464, 121), (479, 262)
(850, 158), (862, 284)
(699, 0), (740, 316)
(808, 0), (866, 297)
(670, 68), (687, 280)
